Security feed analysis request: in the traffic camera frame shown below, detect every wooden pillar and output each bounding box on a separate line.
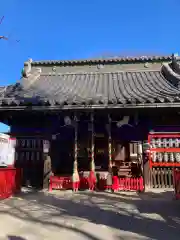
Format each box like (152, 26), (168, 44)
(74, 116), (78, 167)
(106, 115), (113, 188)
(144, 161), (151, 189)
(43, 139), (51, 189)
(108, 114), (112, 169)
(90, 112), (95, 172)
(143, 149), (152, 190)
(143, 135), (153, 190)
(72, 115), (79, 186)
(88, 112), (97, 190)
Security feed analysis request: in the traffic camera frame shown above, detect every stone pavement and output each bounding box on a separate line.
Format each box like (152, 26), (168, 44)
(0, 189), (180, 240)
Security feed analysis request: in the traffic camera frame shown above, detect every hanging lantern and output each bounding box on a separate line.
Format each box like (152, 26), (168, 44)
(169, 138), (173, 148)
(175, 138), (180, 148)
(170, 152), (174, 162)
(152, 152), (157, 162)
(157, 153), (163, 162)
(151, 138), (156, 148)
(156, 138), (161, 148)
(163, 138), (167, 148)
(175, 153), (180, 162)
(164, 152), (168, 162)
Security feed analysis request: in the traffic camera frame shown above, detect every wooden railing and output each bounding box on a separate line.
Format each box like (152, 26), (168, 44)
(174, 168), (180, 199)
(150, 167), (174, 188)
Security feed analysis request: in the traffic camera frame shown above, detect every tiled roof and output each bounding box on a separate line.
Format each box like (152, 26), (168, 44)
(31, 55), (172, 66)
(1, 70), (180, 108)
(0, 55), (180, 109)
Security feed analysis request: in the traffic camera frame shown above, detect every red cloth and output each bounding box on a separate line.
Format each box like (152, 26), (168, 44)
(72, 181), (79, 190)
(112, 176), (119, 191)
(88, 171), (96, 190)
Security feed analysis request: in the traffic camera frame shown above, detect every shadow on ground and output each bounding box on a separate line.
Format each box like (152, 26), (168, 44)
(1, 189), (180, 240)
(7, 236), (26, 240)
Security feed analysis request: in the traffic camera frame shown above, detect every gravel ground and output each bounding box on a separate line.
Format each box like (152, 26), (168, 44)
(0, 189), (179, 240)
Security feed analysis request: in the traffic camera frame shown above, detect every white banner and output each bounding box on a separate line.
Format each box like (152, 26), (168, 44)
(0, 136), (16, 166)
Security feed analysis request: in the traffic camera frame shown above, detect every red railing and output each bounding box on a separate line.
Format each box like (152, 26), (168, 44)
(49, 175), (144, 192)
(0, 168), (22, 199)
(79, 177), (89, 189)
(118, 177), (144, 191)
(49, 176), (72, 191)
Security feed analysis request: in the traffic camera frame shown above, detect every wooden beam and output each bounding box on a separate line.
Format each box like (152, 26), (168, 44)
(1, 102), (180, 111)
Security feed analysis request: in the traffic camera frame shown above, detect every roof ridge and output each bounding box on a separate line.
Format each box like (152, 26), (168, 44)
(40, 69), (161, 76)
(31, 55), (172, 66)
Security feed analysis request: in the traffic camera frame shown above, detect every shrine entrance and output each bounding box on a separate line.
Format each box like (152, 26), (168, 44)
(50, 127), (74, 175)
(48, 113), (144, 192)
(94, 115), (109, 172)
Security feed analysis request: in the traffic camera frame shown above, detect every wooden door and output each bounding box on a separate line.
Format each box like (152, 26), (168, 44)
(15, 137), (44, 189)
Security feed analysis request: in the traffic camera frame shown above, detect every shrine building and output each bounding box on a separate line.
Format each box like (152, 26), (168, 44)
(0, 54), (180, 190)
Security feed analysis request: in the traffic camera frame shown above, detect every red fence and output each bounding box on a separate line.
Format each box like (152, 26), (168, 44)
(118, 177), (144, 191)
(49, 176), (72, 191)
(49, 175), (144, 192)
(0, 168), (22, 199)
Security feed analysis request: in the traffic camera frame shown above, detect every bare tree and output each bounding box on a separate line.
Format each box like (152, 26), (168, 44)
(0, 16), (19, 42)
(0, 36), (8, 40)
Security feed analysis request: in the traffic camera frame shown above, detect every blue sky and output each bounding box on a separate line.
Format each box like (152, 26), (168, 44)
(0, 0), (180, 131)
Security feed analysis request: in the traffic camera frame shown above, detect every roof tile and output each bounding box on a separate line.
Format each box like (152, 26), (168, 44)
(1, 69), (180, 108)
(31, 56), (172, 66)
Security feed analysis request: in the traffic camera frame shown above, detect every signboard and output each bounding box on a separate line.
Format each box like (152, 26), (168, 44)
(0, 135), (16, 166)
